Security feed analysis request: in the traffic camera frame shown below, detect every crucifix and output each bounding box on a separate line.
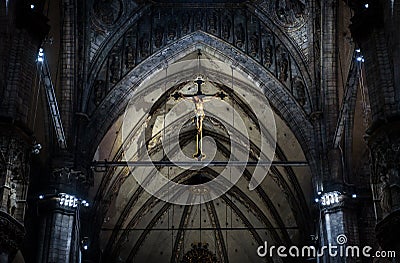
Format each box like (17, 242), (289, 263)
(172, 75), (226, 161)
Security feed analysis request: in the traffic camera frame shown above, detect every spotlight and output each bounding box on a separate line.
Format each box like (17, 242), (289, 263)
(30, 4), (35, 9)
(317, 191), (322, 195)
(352, 194), (357, 198)
(39, 195), (44, 199)
(355, 48), (361, 53)
(314, 198), (319, 203)
(32, 143), (42, 154)
(37, 48), (44, 62)
(81, 237), (89, 251)
(364, 3), (369, 8)
(321, 191), (341, 206)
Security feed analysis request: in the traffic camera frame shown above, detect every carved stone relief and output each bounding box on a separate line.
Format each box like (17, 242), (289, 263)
(369, 132), (400, 217)
(277, 50), (289, 83)
(51, 166), (90, 187)
(207, 11), (219, 35)
(221, 11), (232, 42)
(124, 28), (137, 72)
(275, 0), (306, 25)
(88, 7), (310, 115)
(0, 211), (25, 255)
(181, 243), (219, 263)
(93, 0), (123, 28)
(234, 13), (246, 52)
(0, 136), (29, 221)
(292, 76), (306, 106)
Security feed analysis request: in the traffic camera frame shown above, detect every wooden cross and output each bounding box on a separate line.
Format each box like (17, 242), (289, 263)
(172, 76), (226, 161)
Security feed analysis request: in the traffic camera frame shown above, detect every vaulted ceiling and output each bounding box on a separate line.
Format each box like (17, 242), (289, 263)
(88, 51), (313, 262)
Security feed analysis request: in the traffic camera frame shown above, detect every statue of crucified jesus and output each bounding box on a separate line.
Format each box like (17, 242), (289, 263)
(172, 76), (226, 161)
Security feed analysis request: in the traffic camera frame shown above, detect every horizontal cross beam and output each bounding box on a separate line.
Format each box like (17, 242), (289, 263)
(101, 226), (299, 231)
(91, 160), (308, 168)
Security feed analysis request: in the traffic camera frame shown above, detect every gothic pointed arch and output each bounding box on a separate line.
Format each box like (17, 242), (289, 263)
(79, 32), (317, 179)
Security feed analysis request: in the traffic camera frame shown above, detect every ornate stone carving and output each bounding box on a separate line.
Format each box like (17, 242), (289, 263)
(93, 0), (123, 28)
(124, 29), (137, 70)
(8, 183), (17, 217)
(154, 25), (164, 49)
(0, 211), (25, 256)
(0, 137), (28, 182)
(167, 18), (178, 41)
(292, 76), (306, 106)
(262, 36), (274, 68)
(93, 80), (106, 106)
(194, 11), (204, 31)
(181, 243), (219, 263)
(369, 128), (400, 217)
(275, 0), (306, 26)
(249, 32), (259, 58)
(235, 23), (245, 49)
(52, 167), (90, 186)
(139, 34), (150, 59)
(0, 136), (29, 221)
(207, 11), (218, 35)
(89, 7), (309, 114)
(181, 11), (191, 35)
(221, 13), (232, 41)
(109, 51), (121, 84)
(278, 52), (289, 82)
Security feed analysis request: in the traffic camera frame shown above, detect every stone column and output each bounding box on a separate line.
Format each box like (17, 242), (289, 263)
(35, 154), (91, 263)
(316, 1), (361, 262)
(37, 155), (86, 263)
(350, 0), (400, 260)
(36, 192), (81, 263)
(59, 0), (78, 145)
(318, 191), (360, 263)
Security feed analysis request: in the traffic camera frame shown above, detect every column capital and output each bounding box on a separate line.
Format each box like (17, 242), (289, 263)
(36, 192), (90, 214)
(318, 192), (359, 214)
(48, 153), (94, 194)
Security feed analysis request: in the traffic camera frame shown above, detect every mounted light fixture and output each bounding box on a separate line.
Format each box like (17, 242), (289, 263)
(37, 48), (44, 62)
(320, 191), (341, 206)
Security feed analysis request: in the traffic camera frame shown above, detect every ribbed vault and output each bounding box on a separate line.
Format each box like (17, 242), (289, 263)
(88, 49), (314, 262)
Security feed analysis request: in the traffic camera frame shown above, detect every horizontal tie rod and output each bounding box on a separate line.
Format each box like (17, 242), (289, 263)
(91, 160), (308, 168)
(101, 226), (299, 231)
